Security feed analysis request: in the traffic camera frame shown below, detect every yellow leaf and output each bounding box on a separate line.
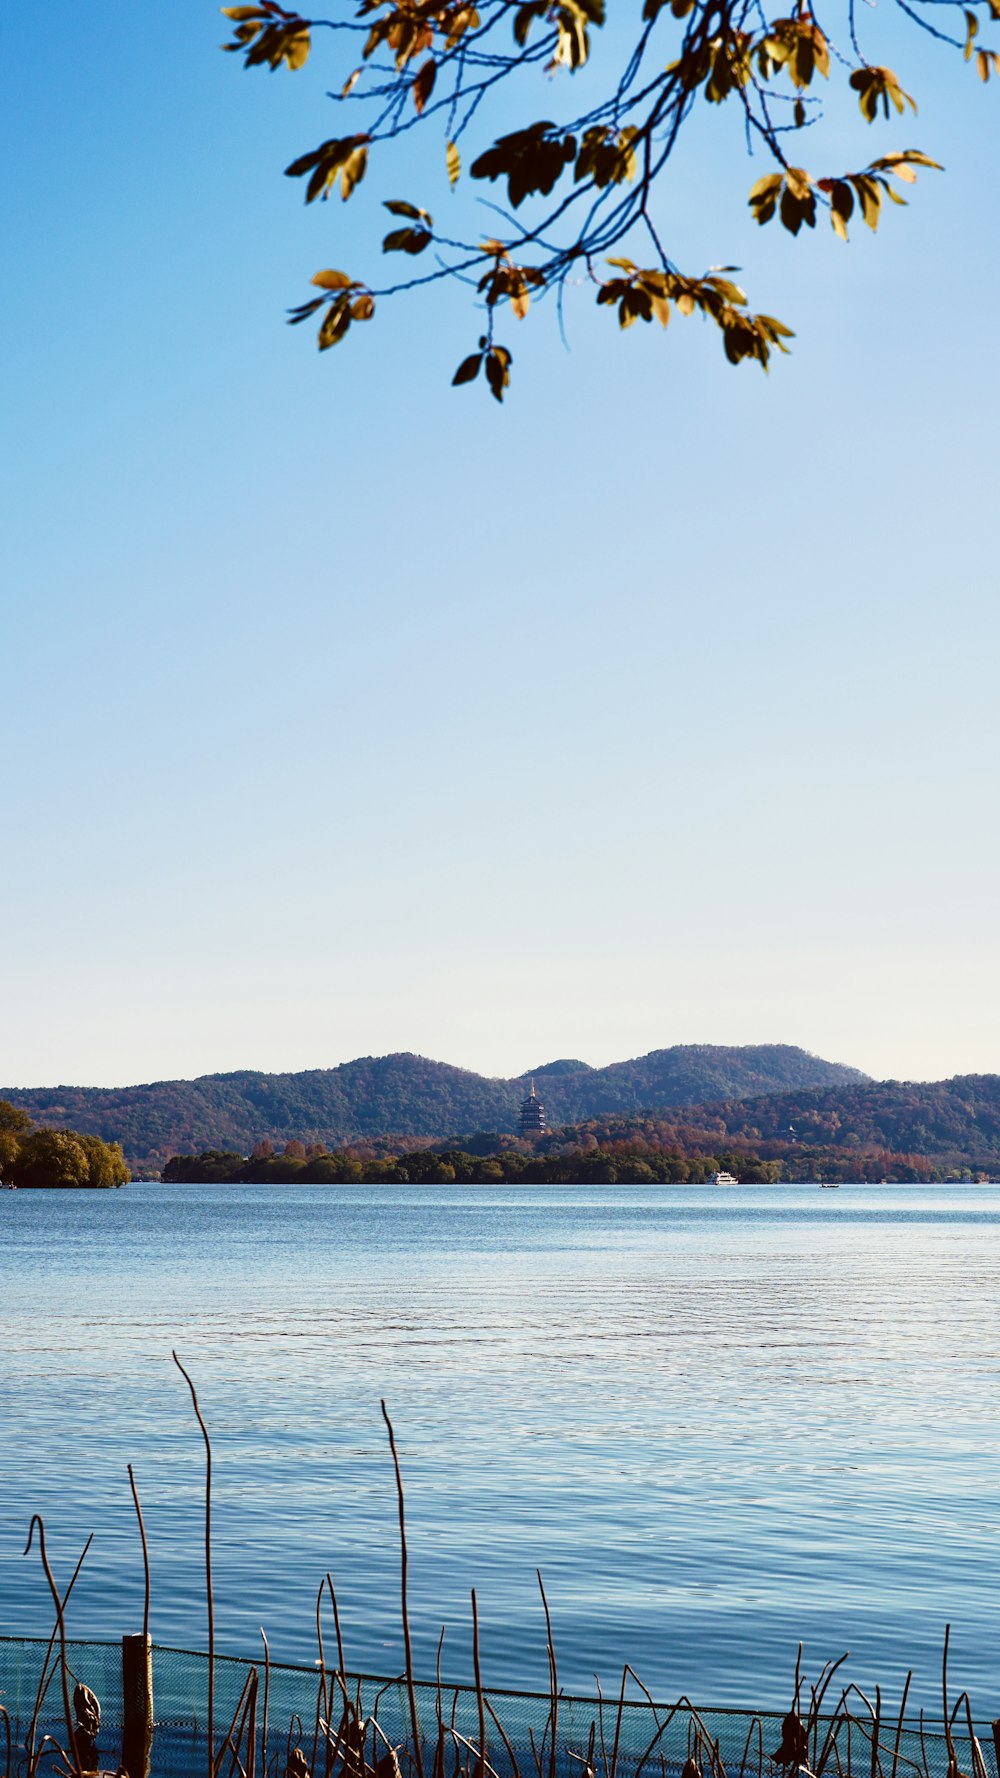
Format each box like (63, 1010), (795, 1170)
(831, 208), (849, 241)
(447, 140), (461, 185)
(340, 146), (368, 199)
(342, 67), (362, 96)
(748, 173), (783, 199)
(284, 30), (310, 71)
(312, 269), (355, 289)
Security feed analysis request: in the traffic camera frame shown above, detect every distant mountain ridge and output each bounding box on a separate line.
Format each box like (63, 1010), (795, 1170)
(1, 1043), (866, 1173)
(524, 1073), (1000, 1177)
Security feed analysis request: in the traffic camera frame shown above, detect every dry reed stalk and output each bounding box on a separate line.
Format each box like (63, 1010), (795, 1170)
(535, 1575), (558, 1778)
(314, 1581), (329, 1778)
(321, 1575), (362, 1778)
(241, 1671), (254, 1778)
(483, 1696), (522, 1778)
(1, 1702), (11, 1778)
(381, 1401), (425, 1778)
(872, 1685), (883, 1778)
(448, 1727), (504, 1778)
(260, 1630), (272, 1778)
(214, 1665), (258, 1778)
(327, 1578), (347, 1689)
(470, 1592), (487, 1778)
(736, 1714), (763, 1778)
(285, 1711), (306, 1778)
(323, 1574), (349, 1778)
(919, 1707), (934, 1778)
(22, 1516), (83, 1778)
(449, 1683), (463, 1778)
(24, 1531), (93, 1776)
(816, 1686), (856, 1778)
(942, 1628), (955, 1778)
(961, 1694), (988, 1778)
(608, 1667), (629, 1778)
(630, 1698), (683, 1778)
(127, 1464), (151, 1648)
(595, 1676), (609, 1778)
(173, 1351), (215, 1778)
(891, 1674), (914, 1778)
(431, 1628), (448, 1778)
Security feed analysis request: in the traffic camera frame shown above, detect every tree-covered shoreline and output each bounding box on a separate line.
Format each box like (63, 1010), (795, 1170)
(0, 1100), (129, 1189)
(161, 1137), (989, 1187)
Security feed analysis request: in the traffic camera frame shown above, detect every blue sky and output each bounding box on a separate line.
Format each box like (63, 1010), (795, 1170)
(2, 2), (998, 1089)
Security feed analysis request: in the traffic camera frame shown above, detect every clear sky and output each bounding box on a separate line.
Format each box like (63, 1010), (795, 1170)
(2, 3), (998, 1090)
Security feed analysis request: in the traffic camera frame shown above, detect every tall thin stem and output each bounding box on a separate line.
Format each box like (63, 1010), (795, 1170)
(128, 1463), (151, 1646)
(174, 1351), (215, 1778)
(381, 1400), (425, 1778)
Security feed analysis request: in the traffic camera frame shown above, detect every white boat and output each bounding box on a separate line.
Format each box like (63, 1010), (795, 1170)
(709, 1170), (739, 1185)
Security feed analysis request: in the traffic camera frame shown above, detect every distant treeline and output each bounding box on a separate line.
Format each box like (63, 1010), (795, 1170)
(0, 1100), (129, 1188)
(160, 1135), (979, 1185)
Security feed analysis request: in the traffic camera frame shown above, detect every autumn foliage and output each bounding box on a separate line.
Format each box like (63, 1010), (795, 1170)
(215, 0), (996, 394)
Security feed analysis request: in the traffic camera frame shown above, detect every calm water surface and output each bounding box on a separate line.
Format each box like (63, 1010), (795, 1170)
(2, 1183), (999, 1711)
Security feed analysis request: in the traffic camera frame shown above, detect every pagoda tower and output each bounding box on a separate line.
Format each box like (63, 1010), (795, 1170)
(519, 1079), (547, 1136)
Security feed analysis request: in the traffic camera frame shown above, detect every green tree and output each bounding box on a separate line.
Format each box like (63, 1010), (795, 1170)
(77, 1134), (130, 1188)
(0, 1100), (29, 1183)
(0, 1100), (31, 1136)
(218, 0), (987, 395)
(14, 1130), (91, 1189)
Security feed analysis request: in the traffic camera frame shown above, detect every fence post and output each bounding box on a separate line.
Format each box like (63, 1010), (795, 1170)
(121, 1634), (154, 1778)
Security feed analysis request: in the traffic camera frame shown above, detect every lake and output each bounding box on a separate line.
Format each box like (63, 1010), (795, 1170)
(2, 1183), (999, 1714)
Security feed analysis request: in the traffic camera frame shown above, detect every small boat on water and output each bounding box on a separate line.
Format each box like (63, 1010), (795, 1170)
(709, 1170), (739, 1185)
(820, 1182), (839, 1189)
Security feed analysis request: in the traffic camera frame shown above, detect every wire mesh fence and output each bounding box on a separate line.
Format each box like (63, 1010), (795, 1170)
(1, 1638), (996, 1778)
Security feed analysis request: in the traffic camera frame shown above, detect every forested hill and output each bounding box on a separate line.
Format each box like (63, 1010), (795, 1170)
(533, 1074), (1000, 1175)
(1, 1043), (864, 1173)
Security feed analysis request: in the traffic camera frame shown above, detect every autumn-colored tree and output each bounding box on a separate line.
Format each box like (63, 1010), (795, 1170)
(76, 1133), (131, 1189)
(11, 1128), (130, 1189)
(13, 1130), (92, 1190)
(219, 0), (993, 395)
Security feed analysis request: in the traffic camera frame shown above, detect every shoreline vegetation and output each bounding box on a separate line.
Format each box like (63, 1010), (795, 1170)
(8, 1364), (995, 1778)
(0, 1100), (129, 1189)
(160, 1140), (994, 1187)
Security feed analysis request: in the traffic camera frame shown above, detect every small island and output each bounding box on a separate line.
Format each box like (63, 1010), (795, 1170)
(0, 1100), (129, 1188)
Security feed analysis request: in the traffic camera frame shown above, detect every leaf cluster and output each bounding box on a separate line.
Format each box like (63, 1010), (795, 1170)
(288, 270), (376, 349)
(218, 0), (1000, 399)
(285, 134), (371, 203)
(598, 259), (793, 370)
(221, 2), (310, 70)
(751, 149), (941, 240)
(452, 342), (513, 400)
